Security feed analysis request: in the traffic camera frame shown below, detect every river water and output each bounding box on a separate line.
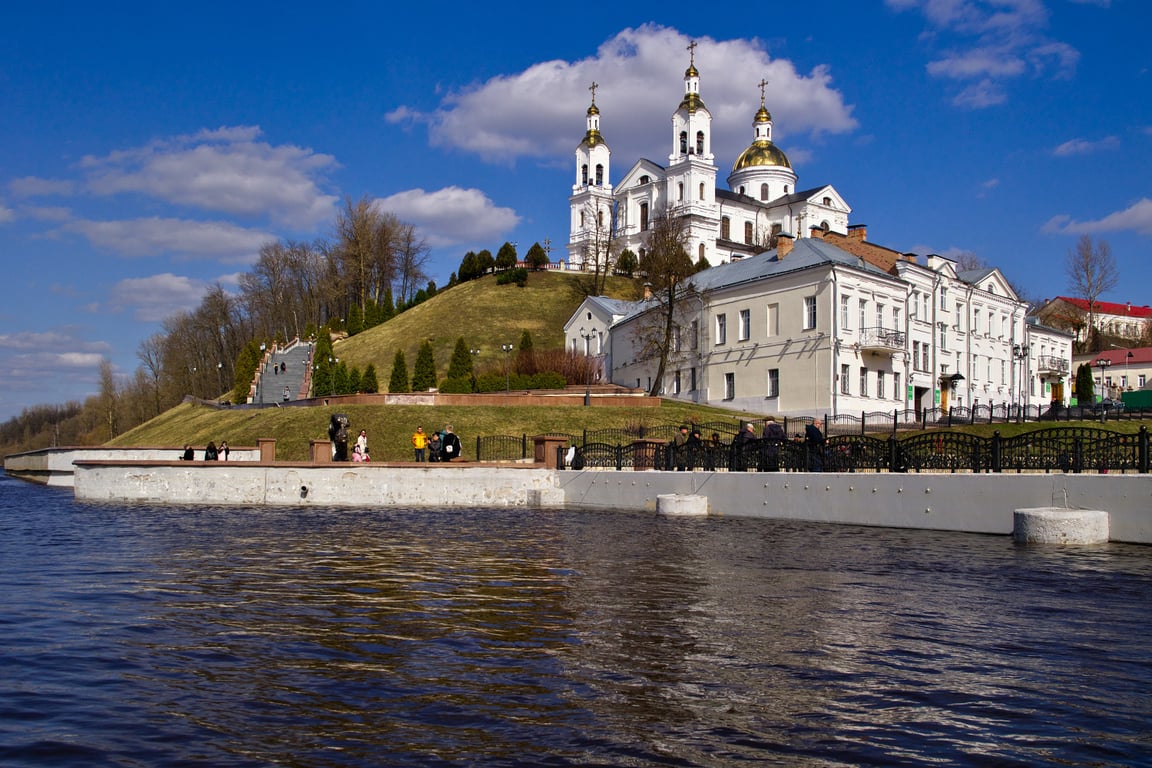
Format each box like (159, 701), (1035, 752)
(1, 473), (1150, 767)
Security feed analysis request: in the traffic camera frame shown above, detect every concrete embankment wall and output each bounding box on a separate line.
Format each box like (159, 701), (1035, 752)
(68, 460), (1152, 544)
(6, 447), (261, 486)
(73, 461), (559, 508)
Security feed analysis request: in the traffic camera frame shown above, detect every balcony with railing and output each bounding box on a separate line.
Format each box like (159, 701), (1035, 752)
(859, 327), (906, 354)
(1034, 355), (1070, 375)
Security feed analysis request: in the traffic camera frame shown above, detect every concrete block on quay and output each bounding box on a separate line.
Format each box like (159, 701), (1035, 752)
(1014, 507), (1110, 545)
(657, 494), (709, 516)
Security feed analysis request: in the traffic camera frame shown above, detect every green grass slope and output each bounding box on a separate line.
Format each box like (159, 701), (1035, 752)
(336, 271), (643, 383)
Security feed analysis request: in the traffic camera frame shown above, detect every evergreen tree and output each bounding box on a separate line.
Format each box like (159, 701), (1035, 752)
(411, 340), (438, 392)
(518, 330), (533, 352)
(475, 249), (495, 276)
(347, 366), (362, 394)
(525, 242), (549, 271)
(517, 330), (536, 376)
(458, 251), (479, 282)
(447, 337), (473, 381)
(616, 248), (638, 277)
(389, 350), (410, 393)
(333, 361), (350, 395)
(1075, 363), (1095, 405)
(346, 304), (364, 336)
(426, 280), (437, 298)
(362, 363), (379, 394)
(380, 288), (395, 323)
(495, 241), (518, 271)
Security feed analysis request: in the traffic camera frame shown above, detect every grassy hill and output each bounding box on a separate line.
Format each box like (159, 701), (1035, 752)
(335, 270), (643, 382)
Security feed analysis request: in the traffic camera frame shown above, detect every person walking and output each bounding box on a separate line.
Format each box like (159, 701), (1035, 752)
(204, 441), (219, 461)
(411, 426), (428, 462)
(282, 385), (290, 403)
(441, 425), (462, 462)
(356, 430), (368, 457)
(672, 424), (690, 471)
(762, 416), (785, 471)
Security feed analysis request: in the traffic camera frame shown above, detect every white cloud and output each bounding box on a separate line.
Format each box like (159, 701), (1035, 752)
(1042, 198), (1152, 237)
(1053, 136), (1120, 156)
(0, 330), (99, 351)
(8, 177), (76, 197)
(67, 217), (275, 263)
(377, 187), (521, 248)
(887, 0), (1081, 108)
(109, 273), (212, 322)
(79, 126), (339, 228)
(0, 203), (13, 224)
(396, 24), (856, 169)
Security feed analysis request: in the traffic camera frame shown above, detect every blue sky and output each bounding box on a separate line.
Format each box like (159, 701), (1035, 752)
(0, 0), (1147, 420)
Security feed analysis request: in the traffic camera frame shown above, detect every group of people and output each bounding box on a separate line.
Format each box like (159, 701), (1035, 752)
(180, 440), (229, 461)
(670, 416), (827, 472)
(410, 425), (461, 462)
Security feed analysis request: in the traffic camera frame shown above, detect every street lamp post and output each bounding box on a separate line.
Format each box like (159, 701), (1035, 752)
(216, 362), (223, 399)
(501, 344), (513, 392)
(1094, 358), (1111, 422)
(1126, 351), (1134, 392)
(259, 343), (266, 407)
(579, 327), (597, 406)
(469, 347), (481, 392)
(1013, 344), (1029, 423)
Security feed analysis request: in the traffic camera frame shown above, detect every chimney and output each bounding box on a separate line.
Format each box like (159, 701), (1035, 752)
(903, 252), (918, 264)
(847, 224), (867, 241)
(926, 253), (940, 270)
(643, 282), (652, 300)
(809, 225), (827, 240)
(776, 233), (794, 259)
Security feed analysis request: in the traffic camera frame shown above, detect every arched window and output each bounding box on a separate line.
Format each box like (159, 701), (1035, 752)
(677, 183), (684, 201)
(639, 202), (649, 232)
(699, 243), (705, 261)
(699, 182), (705, 200)
(679, 132), (688, 154)
(595, 164), (603, 186)
(581, 164), (588, 186)
(760, 183), (769, 201)
(738, 186), (745, 196)
(579, 211), (585, 227)
(784, 185), (790, 194)
(721, 216), (731, 240)
(639, 175), (650, 184)
(744, 221), (753, 244)
(597, 209), (604, 228)
(696, 131), (705, 154)
(771, 223), (782, 237)
(823, 196), (832, 206)
(820, 220), (830, 231)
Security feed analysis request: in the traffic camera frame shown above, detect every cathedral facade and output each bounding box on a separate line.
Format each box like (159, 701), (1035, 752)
(567, 49), (851, 271)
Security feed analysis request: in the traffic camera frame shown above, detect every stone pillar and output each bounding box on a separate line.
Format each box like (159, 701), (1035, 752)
(533, 435), (568, 469)
(257, 438), (276, 463)
(310, 439), (331, 463)
(1014, 507), (1109, 544)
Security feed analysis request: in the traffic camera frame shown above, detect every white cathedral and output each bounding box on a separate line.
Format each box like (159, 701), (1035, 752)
(567, 46), (851, 269)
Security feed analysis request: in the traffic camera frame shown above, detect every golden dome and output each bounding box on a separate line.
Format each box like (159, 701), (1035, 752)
(685, 63), (699, 78)
(732, 139), (792, 171)
(587, 103), (600, 116)
(755, 104), (771, 122)
(678, 92), (707, 113)
(581, 129), (605, 148)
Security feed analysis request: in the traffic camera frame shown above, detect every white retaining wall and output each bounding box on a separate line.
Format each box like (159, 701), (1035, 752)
(5, 447), (262, 486)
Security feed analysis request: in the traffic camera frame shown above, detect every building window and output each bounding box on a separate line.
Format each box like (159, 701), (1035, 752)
(893, 307), (901, 328)
(860, 367), (869, 397)
(858, 299), (867, 332)
(744, 221), (753, 244)
(940, 327), (948, 352)
(913, 341), (921, 371)
(738, 309), (750, 341)
(841, 295), (850, 329)
(921, 343), (930, 372)
(690, 367), (697, 391)
(699, 243), (705, 261)
(766, 304), (778, 337)
(597, 209), (603, 228)
(823, 196), (832, 206)
(673, 370), (681, 395)
(699, 182), (705, 200)
(581, 164), (588, 186)
(760, 183), (769, 201)
(690, 320), (699, 350)
(940, 284), (948, 309)
(716, 314), (727, 345)
(639, 202), (649, 232)
(677, 183), (684, 202)
(955, 303), (964, 331)
(877, 370), (886, 399)
(974, 308), (981, 335)
(679, 131), (688, 154)
(595, 164), (603, 185)
(877, 303), (885, 329)
(804, 296), (817, 330)
(673, 325), (682, 352)
(721, 216), (730, 240)
(724, 372), (735, 400)
(894, 372), (901, 400)
(767, 369), (779, 398)
(840, 364), (851, 395)
(696, 131), (705, 154)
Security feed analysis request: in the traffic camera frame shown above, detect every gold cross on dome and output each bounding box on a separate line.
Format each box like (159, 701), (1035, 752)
(758, 78), (769, 104)
(589, 81), (598, 104)
(687, 40), (697, 65)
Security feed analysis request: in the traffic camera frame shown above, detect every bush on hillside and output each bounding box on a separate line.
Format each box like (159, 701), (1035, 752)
(438, 376), (473, 394)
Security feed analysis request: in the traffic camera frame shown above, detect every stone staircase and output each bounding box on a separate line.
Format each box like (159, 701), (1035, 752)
(252, 341), (314, 405)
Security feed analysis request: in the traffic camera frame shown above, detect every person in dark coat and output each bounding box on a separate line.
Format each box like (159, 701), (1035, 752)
(762, 416), (786, 471)
(441, 425), (462, 461)
(204, 441), (219, 461)
(804, 419), (826, 472)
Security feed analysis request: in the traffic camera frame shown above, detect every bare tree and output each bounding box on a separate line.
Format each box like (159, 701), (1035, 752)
(394, 222), (430, 306)
(577, 198), (618, 296)
(635, 209), (700, 396)
(1066, 235), (1118, 352)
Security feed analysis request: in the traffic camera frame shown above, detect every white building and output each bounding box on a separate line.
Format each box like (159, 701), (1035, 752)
(565, 229), (1073, 419)
(568, 50), (851, 273)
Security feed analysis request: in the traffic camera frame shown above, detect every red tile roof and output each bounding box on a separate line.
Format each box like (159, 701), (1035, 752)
(1086, 347), (1152, 365)
(1055, 297), (1152, 318)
